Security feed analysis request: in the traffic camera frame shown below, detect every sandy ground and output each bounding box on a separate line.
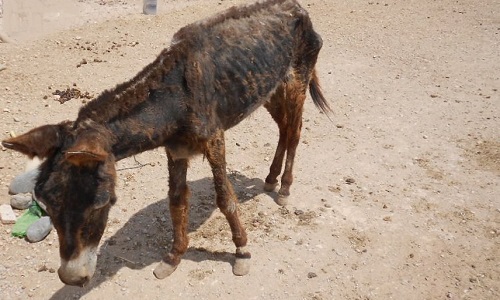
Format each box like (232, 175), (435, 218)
(0, 0), (498, 299)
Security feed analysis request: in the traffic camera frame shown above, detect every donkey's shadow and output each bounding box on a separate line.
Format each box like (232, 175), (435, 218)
(49, 170), (268, 299)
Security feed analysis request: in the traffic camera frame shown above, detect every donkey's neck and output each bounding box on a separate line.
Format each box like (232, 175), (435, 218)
(106, 91), (184, 161)
(74, 46), (188, 161)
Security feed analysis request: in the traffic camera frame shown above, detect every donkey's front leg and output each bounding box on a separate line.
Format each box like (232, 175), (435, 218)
(205, 130), (251, 276)
(154, 152), (190, 279)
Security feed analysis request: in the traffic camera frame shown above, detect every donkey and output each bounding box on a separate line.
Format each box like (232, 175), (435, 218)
(2, 0), (330, 286)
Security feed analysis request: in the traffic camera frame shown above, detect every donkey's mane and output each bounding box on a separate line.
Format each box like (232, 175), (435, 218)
(76, 0), (292, 126)
(75, 46), (182, 125)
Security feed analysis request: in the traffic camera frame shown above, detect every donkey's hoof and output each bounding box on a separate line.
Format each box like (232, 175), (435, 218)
(153, 261), (178, 279)
(233, 257), (250, 276)
(275, 194), (289, 206)
(263, 182), (278, 192)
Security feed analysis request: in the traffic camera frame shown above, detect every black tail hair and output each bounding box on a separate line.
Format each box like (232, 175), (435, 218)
(309, 69), (332, 116)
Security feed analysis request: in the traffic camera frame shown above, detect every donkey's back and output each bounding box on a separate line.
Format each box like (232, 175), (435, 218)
(152, 0), (328, 139)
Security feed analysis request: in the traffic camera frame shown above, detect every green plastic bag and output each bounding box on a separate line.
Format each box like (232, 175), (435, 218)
(11, 202), (44, 238)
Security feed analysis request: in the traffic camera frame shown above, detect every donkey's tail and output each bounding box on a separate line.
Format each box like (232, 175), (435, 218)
(309, 69), (332, 116)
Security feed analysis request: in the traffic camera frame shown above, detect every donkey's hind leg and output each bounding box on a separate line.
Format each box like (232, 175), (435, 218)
(264, 82), (306, 206)
(277, 81), (307, 206)
(263, 85), (287, 195)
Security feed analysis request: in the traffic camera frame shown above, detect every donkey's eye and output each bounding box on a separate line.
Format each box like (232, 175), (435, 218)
(93, 189), (111, 210)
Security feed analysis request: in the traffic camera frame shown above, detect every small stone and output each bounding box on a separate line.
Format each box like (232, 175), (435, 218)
(307, 272), (317, 279)
(26, 216), (52, 243)
(38, 265), (48, 272)
(345, 177), (356, 184)
(294, 209), (304, 216)
(0, 204), (17, 224)
(10, 193), (33, 210)
(9, 168), (40, 194)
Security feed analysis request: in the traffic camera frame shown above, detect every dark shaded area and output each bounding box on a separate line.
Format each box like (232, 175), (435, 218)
(49, 171), (268, 299)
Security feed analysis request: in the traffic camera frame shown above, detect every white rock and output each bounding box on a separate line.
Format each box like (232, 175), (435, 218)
(0, 204), (16, 224)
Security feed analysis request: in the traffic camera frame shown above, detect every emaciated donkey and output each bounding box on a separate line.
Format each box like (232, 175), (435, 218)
(2, 0), (330, 286)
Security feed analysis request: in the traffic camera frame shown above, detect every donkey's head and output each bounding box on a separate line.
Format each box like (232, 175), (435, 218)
(2, 120), (117, 286)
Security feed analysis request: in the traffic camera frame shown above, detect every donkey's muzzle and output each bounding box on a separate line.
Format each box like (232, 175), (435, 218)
(57, 247), (97, 287)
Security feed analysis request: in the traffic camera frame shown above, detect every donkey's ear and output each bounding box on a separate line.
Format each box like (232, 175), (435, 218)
(2, 124), (63, 159)
(64, 131), (110, 166)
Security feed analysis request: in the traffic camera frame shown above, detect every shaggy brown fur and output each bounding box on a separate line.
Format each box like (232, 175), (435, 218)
(2, 0), (329, 286)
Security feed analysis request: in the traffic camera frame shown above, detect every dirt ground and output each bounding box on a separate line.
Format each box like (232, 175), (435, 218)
(0, 0), (498, 299)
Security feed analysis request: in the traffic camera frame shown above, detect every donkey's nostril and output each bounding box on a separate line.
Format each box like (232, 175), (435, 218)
(78, 276), (90, 287)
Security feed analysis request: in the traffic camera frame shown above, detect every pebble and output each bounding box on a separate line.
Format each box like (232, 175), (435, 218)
(9, 168), (39, 195)
(0, 204), (17, 224)
(10, 193), (33, 210)
(345, 177), (356, 184)
(26, 216), (52, 243)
